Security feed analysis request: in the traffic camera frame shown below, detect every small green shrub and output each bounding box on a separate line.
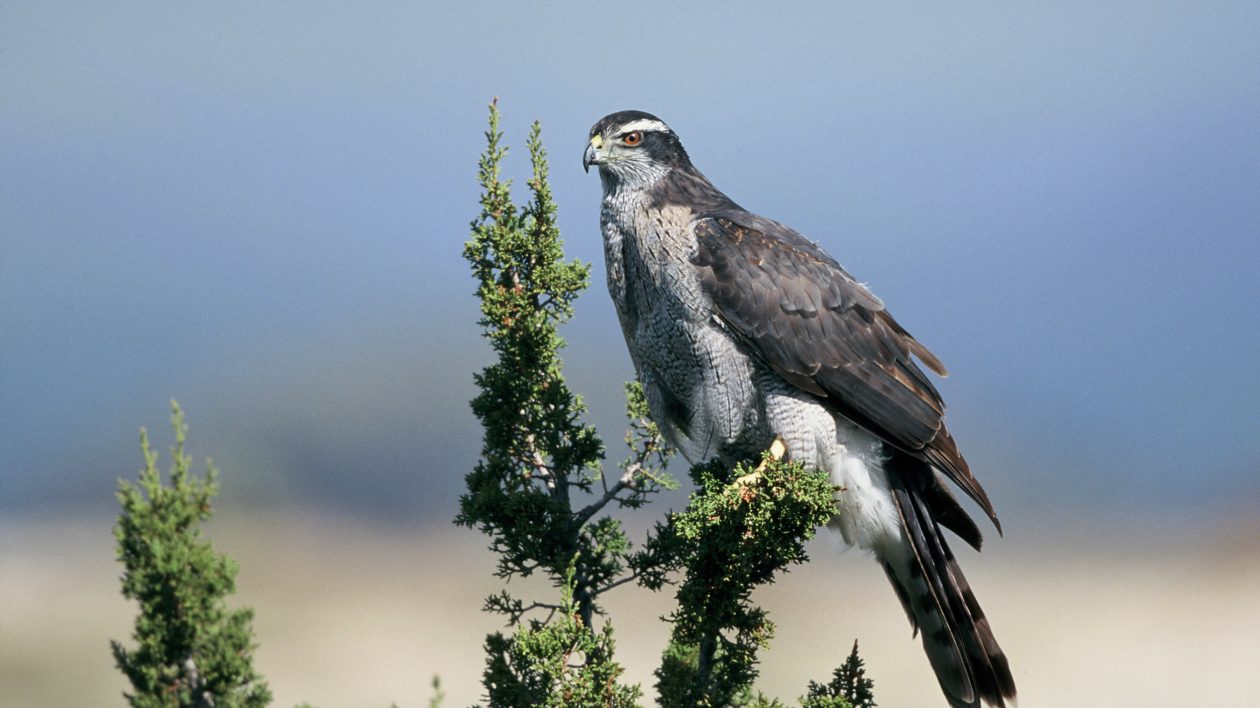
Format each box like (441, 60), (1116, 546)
(112, 402), (271, 707)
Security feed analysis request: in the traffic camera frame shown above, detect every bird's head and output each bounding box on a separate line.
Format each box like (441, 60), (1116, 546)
(583, 110), (690, 189)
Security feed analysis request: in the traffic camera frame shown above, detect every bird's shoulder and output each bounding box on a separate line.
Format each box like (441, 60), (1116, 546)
(689, 208), (890, 332)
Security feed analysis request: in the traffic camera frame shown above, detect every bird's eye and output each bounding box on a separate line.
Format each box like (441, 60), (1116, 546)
(622, 131), (642, 146)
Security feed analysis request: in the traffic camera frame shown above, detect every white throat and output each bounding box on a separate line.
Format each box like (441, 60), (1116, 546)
(599, 161), (671, 197)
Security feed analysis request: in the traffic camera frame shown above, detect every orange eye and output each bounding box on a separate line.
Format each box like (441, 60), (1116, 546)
(622, 131), (642, 146)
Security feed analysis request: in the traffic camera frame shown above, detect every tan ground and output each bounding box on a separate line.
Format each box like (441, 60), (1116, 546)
(3, 511), (1258, 707)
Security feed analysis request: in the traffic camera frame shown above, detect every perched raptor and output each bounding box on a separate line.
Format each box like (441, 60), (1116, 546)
(584, 110), (1016, 708)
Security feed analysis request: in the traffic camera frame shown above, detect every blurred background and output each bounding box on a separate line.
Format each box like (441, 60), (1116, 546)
(3, 2), (1258, 705)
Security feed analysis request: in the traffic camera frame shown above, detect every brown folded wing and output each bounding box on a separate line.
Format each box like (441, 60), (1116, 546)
(691, 216), (999, 531)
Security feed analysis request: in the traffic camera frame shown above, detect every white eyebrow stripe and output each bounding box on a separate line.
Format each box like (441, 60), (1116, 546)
(615, 118), (671, 135)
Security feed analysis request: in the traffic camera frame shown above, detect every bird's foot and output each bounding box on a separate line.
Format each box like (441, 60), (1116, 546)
(735, 437), (787, 486)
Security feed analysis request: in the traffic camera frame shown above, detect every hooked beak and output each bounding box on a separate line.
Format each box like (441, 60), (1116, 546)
(583, 135), (603, 173)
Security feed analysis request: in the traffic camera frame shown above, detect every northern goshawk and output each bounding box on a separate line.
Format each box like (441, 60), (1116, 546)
(584, 110), (1016, 708)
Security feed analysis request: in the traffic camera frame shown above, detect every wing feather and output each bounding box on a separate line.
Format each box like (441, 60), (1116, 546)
(692, 216), (1000, 529)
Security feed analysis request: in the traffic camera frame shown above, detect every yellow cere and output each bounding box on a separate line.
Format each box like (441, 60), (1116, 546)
(590, 134), (604, 148)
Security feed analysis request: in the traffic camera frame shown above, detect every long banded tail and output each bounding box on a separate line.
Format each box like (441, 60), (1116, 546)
(883, 452), (1016, 708)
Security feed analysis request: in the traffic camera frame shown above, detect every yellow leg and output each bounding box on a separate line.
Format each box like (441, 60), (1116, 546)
(735, 437), (787, 486)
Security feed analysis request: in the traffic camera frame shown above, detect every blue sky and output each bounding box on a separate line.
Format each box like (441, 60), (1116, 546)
(3, 2), (1258, 532)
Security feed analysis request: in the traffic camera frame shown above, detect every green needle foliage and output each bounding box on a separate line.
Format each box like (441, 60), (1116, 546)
(428, 675), (446, 708)
(480, 559), (640, 707)
(112, 401), (271, 708)
(460, 100), (674, 707)
(650, 453), (840, 707)
(801, 642), (876, 708)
